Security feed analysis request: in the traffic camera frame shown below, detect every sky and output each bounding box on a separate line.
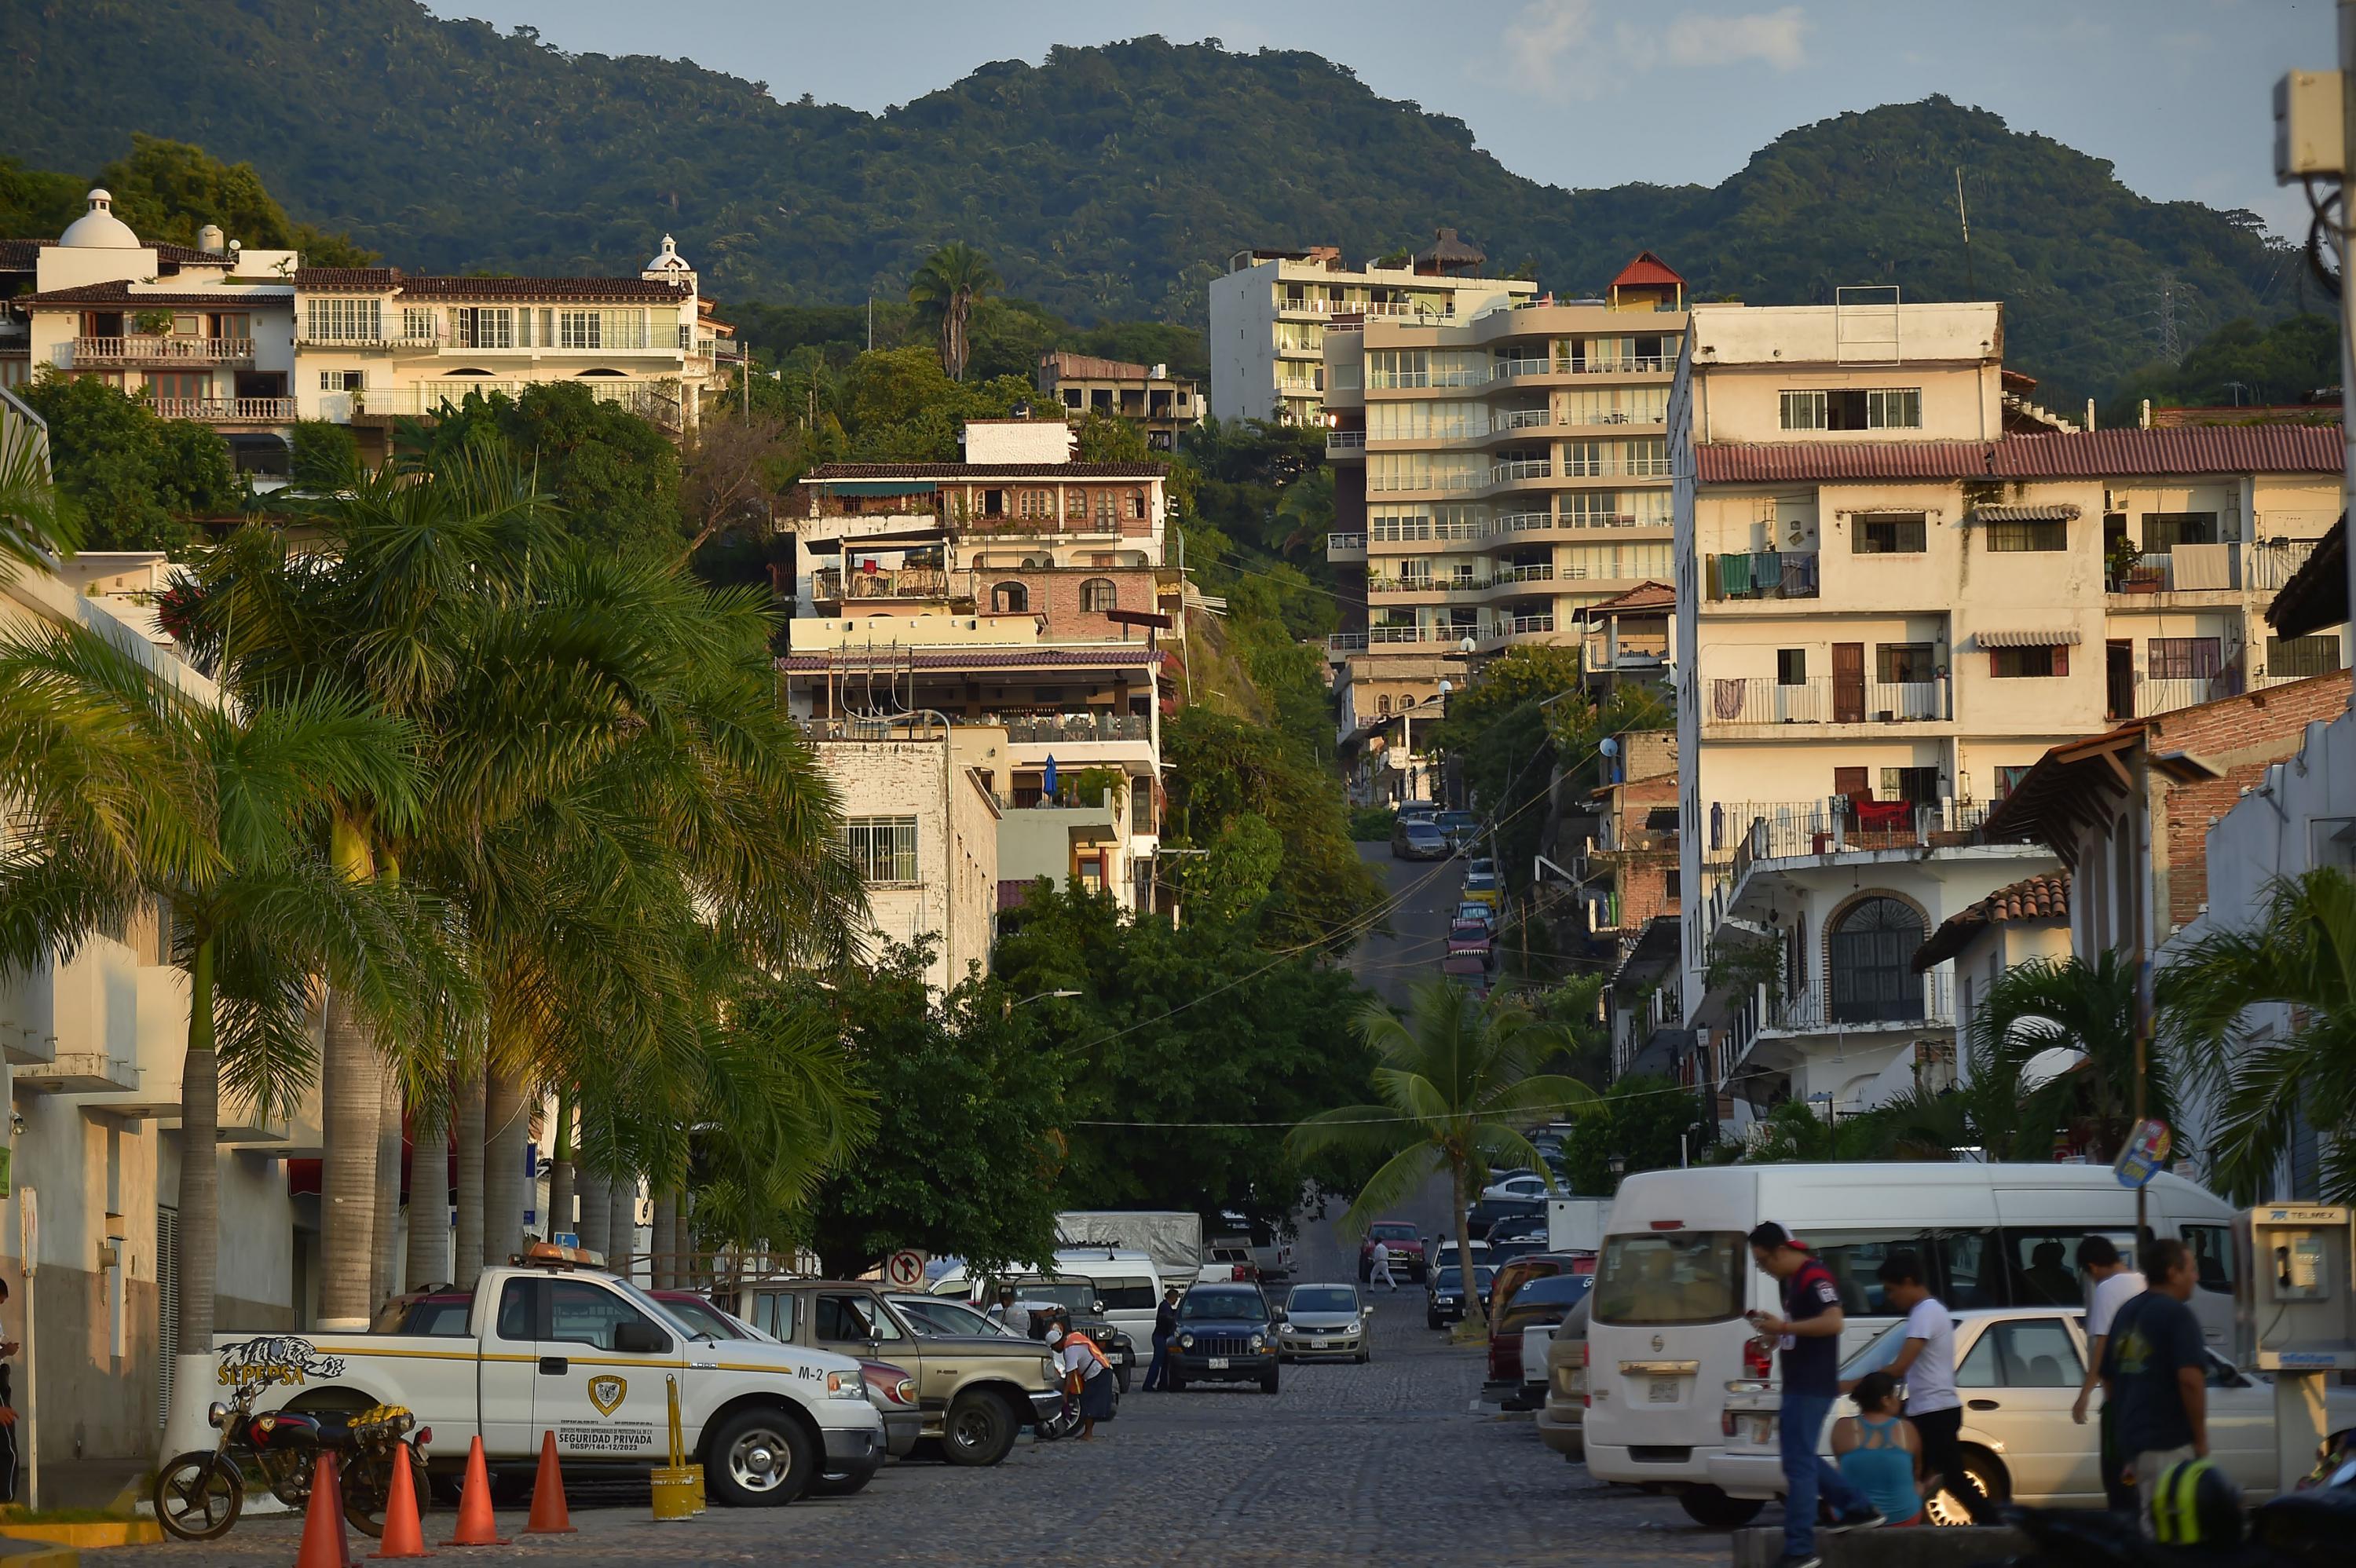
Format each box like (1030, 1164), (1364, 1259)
(436, 0), (2334, 237)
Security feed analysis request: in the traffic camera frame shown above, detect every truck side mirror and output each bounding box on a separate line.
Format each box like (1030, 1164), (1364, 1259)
(614, 1321), (672, 1355)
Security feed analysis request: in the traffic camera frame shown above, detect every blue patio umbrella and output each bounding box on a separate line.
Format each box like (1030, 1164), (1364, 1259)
(1042, 755), (1059, 800)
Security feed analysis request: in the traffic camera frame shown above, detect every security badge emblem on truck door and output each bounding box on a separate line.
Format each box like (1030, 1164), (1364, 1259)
(588, 1376), (627, 1416)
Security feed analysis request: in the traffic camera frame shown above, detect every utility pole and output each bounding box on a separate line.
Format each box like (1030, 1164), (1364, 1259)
(1955, 166), (1976, 296)
(2153, 276), (2191, 364)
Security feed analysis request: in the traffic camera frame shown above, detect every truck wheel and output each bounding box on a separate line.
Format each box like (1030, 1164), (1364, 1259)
(1166, 1370), (1185, 1393)
(1675, 1485), (1765, 1529)
(810, 1463), (876, 1497)
(1260, 1366), (1280, 1394)
(706, 1407), (816, 1506)
(1116, 1365), (1132, 1395)
(941, 1392), (1016, 1467)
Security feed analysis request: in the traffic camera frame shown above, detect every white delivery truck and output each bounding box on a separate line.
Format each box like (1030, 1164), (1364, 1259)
(204, 1246), (884, 1508)
(1055, 1211), (1205, 1291)
(1546, 1196), (1609, 1255)
(1582, 1162), (2238, 1527)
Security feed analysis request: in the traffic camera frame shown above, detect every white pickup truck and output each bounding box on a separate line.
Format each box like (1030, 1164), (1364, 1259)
(208, 1252), (883, 1507)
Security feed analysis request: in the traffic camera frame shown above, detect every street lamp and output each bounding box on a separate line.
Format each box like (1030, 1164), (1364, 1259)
(1608, 1153), (1626, 1191)
(1003, 989), (1081, 1019)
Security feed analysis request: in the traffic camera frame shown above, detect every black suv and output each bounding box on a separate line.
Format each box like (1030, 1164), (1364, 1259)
(1003, 1277), (1138, 1393)
(1166, 1282), (1280, 1394)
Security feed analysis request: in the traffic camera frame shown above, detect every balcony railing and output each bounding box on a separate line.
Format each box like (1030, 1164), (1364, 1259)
(1704, 797), (1995, 874)
(2247, 537), (2321, 591)
(2111, 545), (2241, 594)
(1328, 631), (1370, 653)
(1369, 565), (1556, 597)
(1498, 612), (1556, 636)
(1491, 407), (1552, 432)
(2135, 672), (2247, 716)
(1282, 296), (1456, 318)
(1703, 676), (1948, 726)
(63, 335), (254, 366)
(1769, 974), (1956, 1033)
(812, 566), (960, 603)
(1705, 552), (1820, 601)
(364, 378), (684, 429)
(1326, 532), (1367, 557)
(149, 397), (297, 423)
(1001, 713), (1152, 744)
(1326, 429), (1367, 453)
(1491, 458), (1553, 482)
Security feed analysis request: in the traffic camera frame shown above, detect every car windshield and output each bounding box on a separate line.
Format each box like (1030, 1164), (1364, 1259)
(1451, 923), (1489, 940)
(1457, 905), (1491, 922)
(1465, 872), (1498, 890)
(1289, 1287), (1359, 1314)
(1007, 1281), (1095, 1314)
(1514, 1273), (1594, 1309)
(891, 1296), (1013, 1338)
(660, 1296), (748, 1340)
(1840, 1319), (1914, 1379)
(1434, 1266), (1497, 1292)
(1369, 1223), (1418, 1243)
(1407, 824), (1445, 841)
(1182, 1289), (1267, 1322)
(1592, 1232), (1747, 1327)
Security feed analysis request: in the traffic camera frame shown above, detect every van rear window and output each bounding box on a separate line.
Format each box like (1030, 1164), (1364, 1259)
(1592, 1233), (1744, 1326)
(1098, 1281), (1159, 1311)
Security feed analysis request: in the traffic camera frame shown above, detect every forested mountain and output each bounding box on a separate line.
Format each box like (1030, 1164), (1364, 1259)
(5, 0), (2304, 407)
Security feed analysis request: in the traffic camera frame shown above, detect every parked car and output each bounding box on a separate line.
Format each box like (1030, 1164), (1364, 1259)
(1708, 1307), (2356, 1525)
(1462, 868), (1502, 908)
(994, 1277), (1138, 1393)
(1358, 1219), (1427, 1283)
(1485, 1237), (1549, 1272)
(1447, 919), (1497, 968)
(1487, 1212), (1549, 1247)
(885, 1293), (1017, 1340)
(1464, 1195), (1546, 1241)
(1277, 1283), (1371, 1364)
(1454, 901), (1498, 932)
(1436, 810), (1481, 852)
(1440, 952), (1489, 993)
(1393, 817), (1450, 860)
(1535, 1297), (1592, 1460)
(1429, 1238), (1491, 1277)
(1166, 1283), (1282, 1393)
(1481, 1173), (1551, 1202)
(1484, 1272), (1592, 1391)
(1426, 1264), (1497, 1329)
(1486, 1250), (1582, 1325)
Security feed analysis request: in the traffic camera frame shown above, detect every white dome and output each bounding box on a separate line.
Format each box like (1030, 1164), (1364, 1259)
(61, 188), (141, 250)
(646, 232), (690, 272)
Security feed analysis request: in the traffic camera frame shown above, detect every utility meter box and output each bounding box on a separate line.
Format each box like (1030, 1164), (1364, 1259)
(2235, 1204), (2356, 1371)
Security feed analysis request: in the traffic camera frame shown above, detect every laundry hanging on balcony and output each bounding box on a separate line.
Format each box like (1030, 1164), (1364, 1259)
(1780, 554), (1819, 596)
(1712, 679), (1747, 720)
(2171, 543), (2235, 590)
(1749, 550), (1781, 590)
(1717, 553), (1752, 596)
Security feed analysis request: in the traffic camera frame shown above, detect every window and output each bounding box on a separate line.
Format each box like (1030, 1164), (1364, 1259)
(1016, 488), (1053, 520)
(453, 307), (514, 349)
(1853, 514), (1927, 554)
(401, 306), (439, 342)
(1089, 552), (1115, 567)
(212, 312), (251, 339)
(843, 817), (918, 884)
(547, 1280), (664, 1352)
(145, 372), (209, 401)
(1879, 767), (1941, 805)
(1125, 489), (1147, 520)
(1986, 517), (2068, 551)
(814, 1293), (903, 1343)
(1875, 642), (1934, 683)
(1996, 764), (2032, 799)
(1828, 896), (1925, 1023)
(2000, 1228), (2124, 1307)
(1991, 645), (2065, 678)
(496, 1280), (536, 1342)
(559, 310), (600, 349)
(1080, 577), (1118, 613)
(316, 370), (363, 392)
(1957, 1318), (2082, 1388)
(1095, 491), (1116, 526)
(1590, 1232), (1745, 1326)
(2268, 634), (2342, 679)
(1802, 1230), (1930, 1317)
(304, 297), (382, 342)
(1780, 388), (1922, 431)
(2142, 511), (2218, 550)
(1062, 389), (1081, 408)
(750, 1292), (799, 1342)
(1664, 868), (1681, 901)
(1776, 649), (1809, 687)
(2182, 1225), (2236, 1295)
(1377, 694), (1392, 716)
(2146, 637), (2222, 681)
(990, 582), (1028, 613)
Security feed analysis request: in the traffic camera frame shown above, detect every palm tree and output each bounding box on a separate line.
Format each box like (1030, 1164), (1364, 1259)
(1290, 978), (1592, 1328)
(0, 618), (446, 1453)
(1972, 952), (2166, 1162)
(0, 406), (77, 586)
(907, 242), (1000, 382)
(2162, 869), (2356, 1201)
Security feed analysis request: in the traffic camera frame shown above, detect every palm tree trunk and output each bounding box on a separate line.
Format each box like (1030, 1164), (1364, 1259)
(576, 1131), (609, 1261)
(546, 1086), (573, 1246)
(610, 1176), (638, 1282)
(405, 1099), (448, 1288)
(452, 1069), (486, 1290)
(370, 1070), (404, 1306)
(1453, 1157), (1486, 1330)
(162, 934), (221, 1457)
(482, 1064), (529, 1265)
(319, 989), (381, 1326)
(650, 1185), (679, 1288)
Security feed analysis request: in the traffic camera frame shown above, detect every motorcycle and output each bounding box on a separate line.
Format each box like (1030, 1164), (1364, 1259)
(327, 1404), (433, 1538)
(152, 1380), (323, 1541)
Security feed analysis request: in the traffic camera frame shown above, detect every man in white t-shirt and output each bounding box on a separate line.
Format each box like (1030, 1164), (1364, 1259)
(1846, 1252), (1970, 1519)
(1369, 1239), (1396, 1292)
(2072, 1234), (2146, 1513)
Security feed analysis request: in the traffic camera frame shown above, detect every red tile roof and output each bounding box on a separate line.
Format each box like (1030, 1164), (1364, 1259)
(1912, 871), (2071, 970)
(806, 462), (1165, 480)
(19, 281), (291, 308)
(1698, 426), (2343, 484)
(777, 647), (1162, 673)
(2, 237), (229, 269)
(293, 267), (401, 291)
(289, 267), (687, 303)
(1578, 579), (1675, 615)
(1612, 250), (1685, 288)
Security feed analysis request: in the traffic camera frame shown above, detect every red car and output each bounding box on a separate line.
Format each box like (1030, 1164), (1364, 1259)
(1357, 1219), (1427, 1283)
(1446, 920), (1496, 968)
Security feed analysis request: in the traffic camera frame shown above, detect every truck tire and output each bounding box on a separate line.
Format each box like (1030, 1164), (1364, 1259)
(940, 1391), (1016, 1467)
(1676, 1485), (1765, 1529)
(705, 1406), (817, 1507)
(1260, 1365), (1280, 1394)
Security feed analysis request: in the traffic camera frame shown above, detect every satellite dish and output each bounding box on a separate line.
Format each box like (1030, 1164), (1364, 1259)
(2018, 1045), (2088, 1094)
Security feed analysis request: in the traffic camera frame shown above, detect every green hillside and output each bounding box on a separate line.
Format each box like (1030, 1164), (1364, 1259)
(3, 1), (2303, 408)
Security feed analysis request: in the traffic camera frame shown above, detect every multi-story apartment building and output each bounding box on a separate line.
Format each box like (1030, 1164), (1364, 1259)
(1210, 231), (1539, 426)
(4, 192), (737, 470)
(1034, 352), (1202, 451)
(1666, 295), (2347, 1131)
(774, 418), (1180, 929)
(1323, 254), (1687, 797)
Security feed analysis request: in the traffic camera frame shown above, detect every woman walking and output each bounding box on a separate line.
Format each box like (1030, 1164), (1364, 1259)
(1832, 1373), (1924, 1528)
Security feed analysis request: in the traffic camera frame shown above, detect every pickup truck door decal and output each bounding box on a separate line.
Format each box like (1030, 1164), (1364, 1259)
(537, 1279), (673, 1459)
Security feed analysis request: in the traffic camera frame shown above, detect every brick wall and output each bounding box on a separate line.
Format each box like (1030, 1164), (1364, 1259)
(973, 565), (1161, 641)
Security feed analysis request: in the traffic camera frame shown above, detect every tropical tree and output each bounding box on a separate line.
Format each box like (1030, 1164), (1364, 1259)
(0, 616), (448, 1446)
(907, 242), (1001, 382)
(1971, 951), (2167, 1163)
(0, 409), (78, 584)
(2162, 869), (2356, 1201)
(1290, 978), (1592, 1327)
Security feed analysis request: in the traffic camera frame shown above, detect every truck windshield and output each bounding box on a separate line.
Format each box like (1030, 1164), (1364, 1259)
(1592, 1232), (1746, 1326)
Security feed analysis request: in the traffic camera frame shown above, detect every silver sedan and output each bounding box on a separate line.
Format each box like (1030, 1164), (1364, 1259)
(1277, 1283), (1372, 1364)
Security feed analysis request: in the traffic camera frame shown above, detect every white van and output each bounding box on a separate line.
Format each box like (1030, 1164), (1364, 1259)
(1582, 1162), (2238, 1528)
(931, 1248), (1165, 1343)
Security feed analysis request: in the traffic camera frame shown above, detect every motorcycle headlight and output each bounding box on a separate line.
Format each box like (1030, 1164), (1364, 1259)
(207, 1402), (229, 1430)
(1178, 1332), (1194, 1349)
(824, 1371), (866, 1401)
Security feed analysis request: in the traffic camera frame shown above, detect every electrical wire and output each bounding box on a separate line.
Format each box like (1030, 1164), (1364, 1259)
(1070, 1071), (1710, 1128)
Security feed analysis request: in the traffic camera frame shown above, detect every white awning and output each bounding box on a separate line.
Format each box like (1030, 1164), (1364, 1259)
(1971, 503), (2081, 523)
(1977, 628), (2083, 648)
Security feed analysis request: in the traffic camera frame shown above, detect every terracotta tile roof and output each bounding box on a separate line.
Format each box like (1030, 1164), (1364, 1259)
(19, 281), (291, 308)
(1577, 579), (1675, 615)
(1912, 871), (2071, 970)
(1698, 426), (2343, 485)
(293, 267), (401, 290)
(1611, 250), (1685, 288)
(806, 462), (1165, 480)
(777, 647), (1162, 673)
(288, 267), (688, 303)
(1, 238), (228, 269)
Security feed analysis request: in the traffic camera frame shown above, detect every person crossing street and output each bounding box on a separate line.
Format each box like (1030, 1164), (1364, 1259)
(1748, 1222), (1883, 1568)
(1143, 1285), (1180, 1391)
(1370, 1237), (1397, 1292)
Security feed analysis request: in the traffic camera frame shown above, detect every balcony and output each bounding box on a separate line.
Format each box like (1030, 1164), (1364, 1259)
(2248, 537), (2321, 591)
(366, 378), (683, 429)
(1491, 407), (1552, 433)
(1370, 565), (1554, 598)
(62, 335), (254, 367)
(1703, 797), (1994, 875)
(1001, 713), (1153, 745)
(1768, 974), (1956, 1035)
(2109, 545), (2240, 598)
(1702, 675), (1948, 728)
(2134, 672), (2247, 717)
(150, 396), (297, 424)
(1328, 631), (1370, 653)
(813, 565), (963, 605)
(1326, 429), (1367, 455)
(12, 1049), (140, 1095)
(1326, 532), (1367, 561)
(1704, 552), (1820, 602)
(1491, 458), (1553, 483)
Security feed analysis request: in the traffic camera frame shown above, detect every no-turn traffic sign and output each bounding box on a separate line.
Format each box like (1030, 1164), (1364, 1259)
(884, 1249), (928, 1288)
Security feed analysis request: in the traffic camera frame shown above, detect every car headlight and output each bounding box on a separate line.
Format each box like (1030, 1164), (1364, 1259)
(1347, 1320), (1363, 1334)
(1249, 1333), (1265, 1351)
(1178, 1332), (1194, 1349)
(1041, 1358), (1060, 1384)
(825, 1371), (867, 1400)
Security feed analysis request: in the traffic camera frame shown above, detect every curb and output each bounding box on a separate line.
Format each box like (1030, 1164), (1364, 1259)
(0, 1523), (163, 1548)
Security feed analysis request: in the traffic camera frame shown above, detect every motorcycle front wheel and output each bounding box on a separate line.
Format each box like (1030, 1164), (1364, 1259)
(342, 1449), (429, 1538)
(153, 1452), (244, 1541)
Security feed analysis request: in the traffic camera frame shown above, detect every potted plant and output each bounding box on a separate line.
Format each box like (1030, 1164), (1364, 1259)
(2105, 533), (2149, 591)
(133, 309), (176, 340)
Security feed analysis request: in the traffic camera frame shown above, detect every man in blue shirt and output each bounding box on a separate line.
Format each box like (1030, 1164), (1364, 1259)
(1748, 1223), (1882, 1568)
(2099, 1239), (2209, 1535)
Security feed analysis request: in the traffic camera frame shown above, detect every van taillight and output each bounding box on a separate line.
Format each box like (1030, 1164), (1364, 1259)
(1743, 1340), (1772, 1378)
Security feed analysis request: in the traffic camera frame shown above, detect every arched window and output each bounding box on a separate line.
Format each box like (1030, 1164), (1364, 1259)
(1080, 577), (1118, 613)
(1827, 897), (1925, 1024)
(1377, 694), (1392, 716)
(992, 581), (1030, 614)
(1125, 488), (1147, 520)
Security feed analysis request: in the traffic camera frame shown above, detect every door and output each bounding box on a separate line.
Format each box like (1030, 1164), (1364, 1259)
(1953, 1315), (2099, 1505)
(534, 1277), (680, 1461)
(813, 1290), (932, 1404)
(477, 1276), (540, 1451)
(1832, 643), (1865, 724)
(2105, 641), (2133, 720)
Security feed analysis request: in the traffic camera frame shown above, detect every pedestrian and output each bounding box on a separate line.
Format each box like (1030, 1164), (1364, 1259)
(1831, 1372), (1923, 1527)
(1143, 1285), (1180, 1391)
(1747, 1221), (1882, 1568)
(986, 1283), (1019, 1329)
(1370, 1236), (1396, 1292)
(2072, 1234), (2147, 1515)
(1047, 1321), (1114, 1441)
(2099, 1237), (2209, 1535)
(1846, 1252), (1970, 1518)
(0, 1277), (16, 1506)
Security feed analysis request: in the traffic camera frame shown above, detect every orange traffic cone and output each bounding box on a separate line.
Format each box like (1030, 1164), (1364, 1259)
(521, 1431), (576, 1534)
(368, 1442), (430, 1559)
(444, 1435), (506, 1547)
(294, 1451), (353, 1568)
